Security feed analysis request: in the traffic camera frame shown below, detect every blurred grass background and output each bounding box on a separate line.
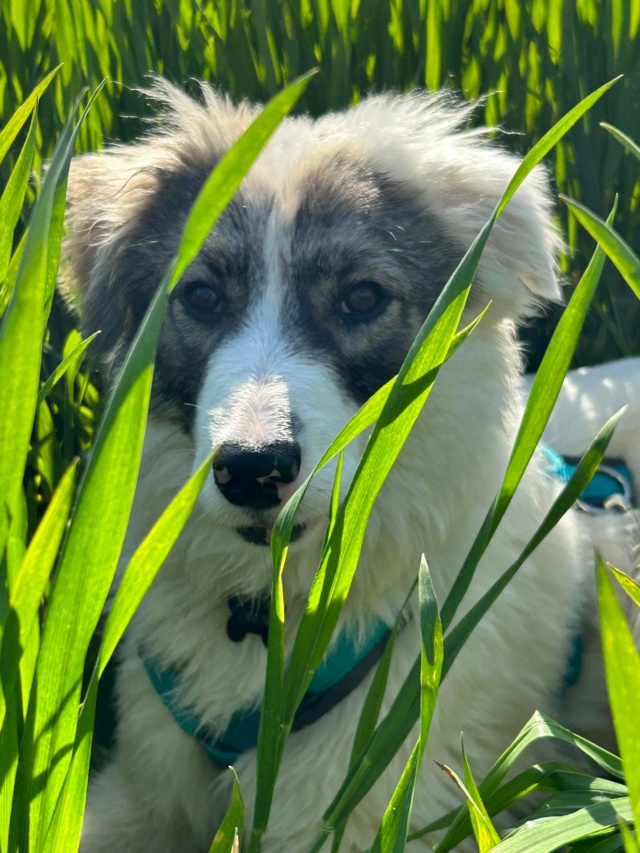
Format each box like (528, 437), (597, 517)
(1, 0), (640, 516)
(2, 0), (640, 367)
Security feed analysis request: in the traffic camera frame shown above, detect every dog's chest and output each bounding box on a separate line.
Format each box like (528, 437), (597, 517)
(129, 585), (273, 727)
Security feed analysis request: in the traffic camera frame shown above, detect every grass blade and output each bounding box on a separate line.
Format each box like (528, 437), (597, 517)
(443, 407), (625, 672)
(461, 738), (501, 851)
(441, 199), (617, 630)
(0, 69), (59, 167)
(331, 579), (417, 852)
(0, 230), (26, 318)
(43, 180), (70, 316)
(350, 580), (417, 766)
(40, 677), (99, 853)
(619, 820), (640, 853)
(437, 754), (500, 852)
(0, 107), (37, 287)
(490, 797), (632, 852)
(370, 557), (443, 853)
(608, 565), (640, 608)
(481, 711), (625, 791)
(209, 769), (244, 853)
(0, 492), (27, 849)
(372, 741), (422, 853)
(171, 70), (317, 284)
(36, 333), (99, 406)
(495, 77), (620, 219)
(0, 681), (19, 853)
(561, 196), (640, 299)
(0, 461), (78, 720)
(597, 556), (640, 833)
(601, 123), (640, 162)
(98, 452), (215, 675)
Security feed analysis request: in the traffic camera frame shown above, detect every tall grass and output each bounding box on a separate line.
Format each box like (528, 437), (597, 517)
(2, 2), (640, 852)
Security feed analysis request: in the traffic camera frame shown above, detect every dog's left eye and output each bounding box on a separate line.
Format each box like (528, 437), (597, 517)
(339, 282), (389, 321)
(181, 283), (221, 321)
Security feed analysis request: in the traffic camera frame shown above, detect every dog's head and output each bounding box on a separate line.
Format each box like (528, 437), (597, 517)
(61, 82), (561, 572)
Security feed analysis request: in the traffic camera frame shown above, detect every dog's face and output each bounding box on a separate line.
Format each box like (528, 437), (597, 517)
(62, 83), (561, 574)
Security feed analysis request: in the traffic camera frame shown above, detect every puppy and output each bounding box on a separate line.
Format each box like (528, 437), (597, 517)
(62, 82), (638, 851)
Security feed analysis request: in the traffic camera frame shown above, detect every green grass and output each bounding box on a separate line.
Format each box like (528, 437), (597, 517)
(2, 2), (640, 851)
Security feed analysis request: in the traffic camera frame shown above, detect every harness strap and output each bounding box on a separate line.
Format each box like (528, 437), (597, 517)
(144, 620), (391, 768)
(546, 446), (635, 695)
(562, 632), (584, 693)
(543, 447), (635, 512)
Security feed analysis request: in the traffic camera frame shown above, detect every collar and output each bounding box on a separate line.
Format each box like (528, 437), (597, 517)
(143, 612), (392, 768)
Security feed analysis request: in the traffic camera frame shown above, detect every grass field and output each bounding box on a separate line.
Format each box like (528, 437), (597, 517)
(1, 1), (640, 851)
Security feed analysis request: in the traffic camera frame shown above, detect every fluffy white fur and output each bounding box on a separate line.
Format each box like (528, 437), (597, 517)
(64, 84), (640, 852)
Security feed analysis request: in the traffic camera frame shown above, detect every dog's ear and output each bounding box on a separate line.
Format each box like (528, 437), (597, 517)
(59, 150), (162, 356)
(350, 93), (563, 318)
(433, 159), (564, 318)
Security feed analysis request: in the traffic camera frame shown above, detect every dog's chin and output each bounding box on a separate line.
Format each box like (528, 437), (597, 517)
(237, 522), (307, 547)
(236, 515), (326, 548)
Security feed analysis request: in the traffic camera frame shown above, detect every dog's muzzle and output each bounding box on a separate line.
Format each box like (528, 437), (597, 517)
(213, 441), (301, 510)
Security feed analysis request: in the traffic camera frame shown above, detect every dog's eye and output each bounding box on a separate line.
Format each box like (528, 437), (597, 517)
(339, 282), (388, 321)
(182, 283), (221, 321)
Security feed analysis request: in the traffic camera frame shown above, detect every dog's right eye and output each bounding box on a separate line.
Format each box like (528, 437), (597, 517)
(181, 283), (221, 321)
(339, 281), (389, 322)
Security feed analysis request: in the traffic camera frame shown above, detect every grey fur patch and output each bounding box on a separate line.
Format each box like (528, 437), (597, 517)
(284, 156), (464, 402)
(146, 178), (272, 428)
(71, 156), (271, 430)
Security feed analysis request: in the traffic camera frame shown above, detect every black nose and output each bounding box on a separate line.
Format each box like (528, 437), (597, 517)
(213, 441), (301, 509)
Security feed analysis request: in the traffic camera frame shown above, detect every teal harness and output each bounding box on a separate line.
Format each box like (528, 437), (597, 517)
(144, 619), (390, 768)
(143, 450), (635, 769)
(543, 448), (634, 513)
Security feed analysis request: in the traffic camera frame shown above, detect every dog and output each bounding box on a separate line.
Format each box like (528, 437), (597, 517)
(61, 82), (639, 851)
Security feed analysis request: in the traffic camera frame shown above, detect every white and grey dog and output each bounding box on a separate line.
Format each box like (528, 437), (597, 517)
(62, 82), (640, 852)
